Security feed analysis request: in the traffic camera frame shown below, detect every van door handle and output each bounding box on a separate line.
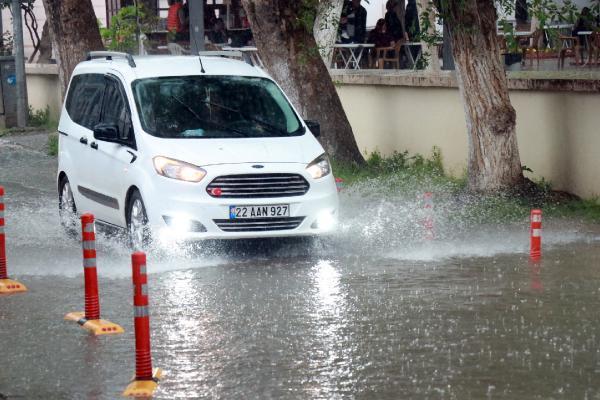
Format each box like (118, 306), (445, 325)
(79, 137), (88, 145)
(90, 142), (98, 150)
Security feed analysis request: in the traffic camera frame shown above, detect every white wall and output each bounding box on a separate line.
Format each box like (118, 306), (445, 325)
(335, 83), (600, 199)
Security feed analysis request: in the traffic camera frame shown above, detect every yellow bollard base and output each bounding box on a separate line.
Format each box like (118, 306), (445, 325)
(123, 368), (163, 397)
(0, 278), (27, 294)
(64, 311), (124, 335)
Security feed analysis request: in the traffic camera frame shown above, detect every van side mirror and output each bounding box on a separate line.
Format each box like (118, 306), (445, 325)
(93, 123), (120, 143)
(305, 120), (320, 138)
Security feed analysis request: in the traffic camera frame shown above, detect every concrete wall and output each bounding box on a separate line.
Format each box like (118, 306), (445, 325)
(22, 66), (600, 199)
(25, 64), (61, 120)
(336, 83), (600, 198)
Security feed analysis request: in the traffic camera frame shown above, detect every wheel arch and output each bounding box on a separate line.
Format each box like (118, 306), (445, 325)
(57, 171), (68, 193)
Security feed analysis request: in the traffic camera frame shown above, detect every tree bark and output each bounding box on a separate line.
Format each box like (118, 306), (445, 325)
(36, 21), (52, 64)
(445, 0), (524, 191)
(313, 0), (344, 67)
(240, 0), (364, 164)
(42, 0), (104, 98)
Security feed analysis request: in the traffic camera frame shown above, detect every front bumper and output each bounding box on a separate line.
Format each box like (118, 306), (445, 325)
(142, 163), (339, 241)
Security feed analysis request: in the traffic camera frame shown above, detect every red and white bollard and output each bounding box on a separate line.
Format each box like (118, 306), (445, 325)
(0, 186), (27, 294)
(423, 192), (434, 241)
(123, 252), (162, 397)
(65, 214), (123, 335)
(335, 177), (344, 192)
(530, 209), (542, 260)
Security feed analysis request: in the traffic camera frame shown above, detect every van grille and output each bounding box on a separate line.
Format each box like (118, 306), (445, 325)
(213, 217), (305, 232)
(206, 174), (310, 198)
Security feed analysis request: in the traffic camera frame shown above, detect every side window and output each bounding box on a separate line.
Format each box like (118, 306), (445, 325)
(65, 74), (105, 130)
(101, 77), (133, 143)
(65, 75), (84, 123)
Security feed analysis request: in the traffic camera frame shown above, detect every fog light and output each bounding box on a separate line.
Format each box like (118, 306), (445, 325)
(311, 210), (337, 231)
(163, 216), (206, 233)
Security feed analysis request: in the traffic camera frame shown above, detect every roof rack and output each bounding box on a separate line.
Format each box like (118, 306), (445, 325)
(86, 51), (136, 68)
(198, 50), (243, 59)
(198, 50), (257, 67)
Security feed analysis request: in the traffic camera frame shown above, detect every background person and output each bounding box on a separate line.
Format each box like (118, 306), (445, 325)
(385, 0), (405, 42)
(167, 0), (184, 41)
(210, 18), (228, 44)
(342, 0), (368, 43)
(368, 18), (394, 67)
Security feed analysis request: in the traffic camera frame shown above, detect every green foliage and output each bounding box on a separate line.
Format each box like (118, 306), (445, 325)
(99, 5), (158, 53)
(500, 19), (519, 52)
(333, 148), (600, 224)
(548, 197), (600, 221)
(334, 145), (600, 227)
(47, 132), (58, 156)
(28, 105), (56, 129)
(333, 147), (445, 186)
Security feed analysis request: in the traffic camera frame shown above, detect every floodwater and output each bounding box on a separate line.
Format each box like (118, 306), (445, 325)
(2, 136), (600, 399)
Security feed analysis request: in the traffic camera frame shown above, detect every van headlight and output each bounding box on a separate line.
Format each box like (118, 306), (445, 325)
(306, 154), (331, 179)
(153, 156), (207, 182)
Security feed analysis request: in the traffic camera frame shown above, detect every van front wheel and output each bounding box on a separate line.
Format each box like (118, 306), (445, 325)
(127, 190), (151, 250)
(58, 176), (78, 238)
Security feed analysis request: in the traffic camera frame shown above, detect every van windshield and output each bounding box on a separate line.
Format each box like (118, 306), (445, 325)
(132, 76), (304, 139)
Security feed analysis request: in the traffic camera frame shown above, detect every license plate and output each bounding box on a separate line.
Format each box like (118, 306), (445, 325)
(229, 204), (290, 219)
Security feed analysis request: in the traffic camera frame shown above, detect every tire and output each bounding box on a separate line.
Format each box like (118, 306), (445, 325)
(58, 175), (78, 238)
(126, 190), (152, 250)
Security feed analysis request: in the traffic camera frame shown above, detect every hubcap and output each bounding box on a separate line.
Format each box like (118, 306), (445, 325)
(129, 199), (147, 249)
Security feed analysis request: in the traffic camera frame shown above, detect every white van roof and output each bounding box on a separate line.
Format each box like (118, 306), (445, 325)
(75, 54), (269, 81)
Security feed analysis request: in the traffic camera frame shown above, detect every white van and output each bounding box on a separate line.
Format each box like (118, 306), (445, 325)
(57, 52), (338, 248)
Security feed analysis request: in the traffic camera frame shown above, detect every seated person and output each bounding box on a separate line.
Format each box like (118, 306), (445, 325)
(368, 18), (394, 47)
(210, 18), (228, 44)
(368, 18), (395, 68)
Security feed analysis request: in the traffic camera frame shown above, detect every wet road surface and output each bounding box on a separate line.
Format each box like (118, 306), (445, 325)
(2, 136), (600, 399)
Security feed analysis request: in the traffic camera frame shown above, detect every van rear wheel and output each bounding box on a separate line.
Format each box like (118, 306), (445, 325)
(127, 190), (151, 250)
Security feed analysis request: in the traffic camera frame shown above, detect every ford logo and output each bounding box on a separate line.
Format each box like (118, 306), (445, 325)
(252, 165), (264, 169)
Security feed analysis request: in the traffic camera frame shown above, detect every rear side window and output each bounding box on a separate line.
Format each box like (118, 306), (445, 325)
(101, 76), (133, 142)
(65, 74), (105, 130)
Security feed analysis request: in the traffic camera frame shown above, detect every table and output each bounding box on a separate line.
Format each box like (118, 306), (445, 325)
(497, 31), (534, 37)
(543, 24), (574, 48)
(332, 44), (375, 69)
(402, 42), (422, 70)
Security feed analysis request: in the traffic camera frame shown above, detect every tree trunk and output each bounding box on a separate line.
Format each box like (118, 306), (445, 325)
(42, 0), (104, 98)
(241, 0), (364, 164)
(36, 21), (53, 64)
(445, 0), (524, 191)
(313, 0), (344, 67)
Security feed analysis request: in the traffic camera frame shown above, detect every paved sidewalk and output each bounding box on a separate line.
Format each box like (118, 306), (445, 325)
(0, 131), (54, 154)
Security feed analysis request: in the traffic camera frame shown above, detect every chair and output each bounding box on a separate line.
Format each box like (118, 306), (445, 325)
(557, 35), (584, 68)
(522, 29), (544, 66)
(375, 40), (404, 69)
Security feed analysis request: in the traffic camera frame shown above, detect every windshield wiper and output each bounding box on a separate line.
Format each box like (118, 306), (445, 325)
(200, 100), (291, 137)
(169, 95), (248, 137)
